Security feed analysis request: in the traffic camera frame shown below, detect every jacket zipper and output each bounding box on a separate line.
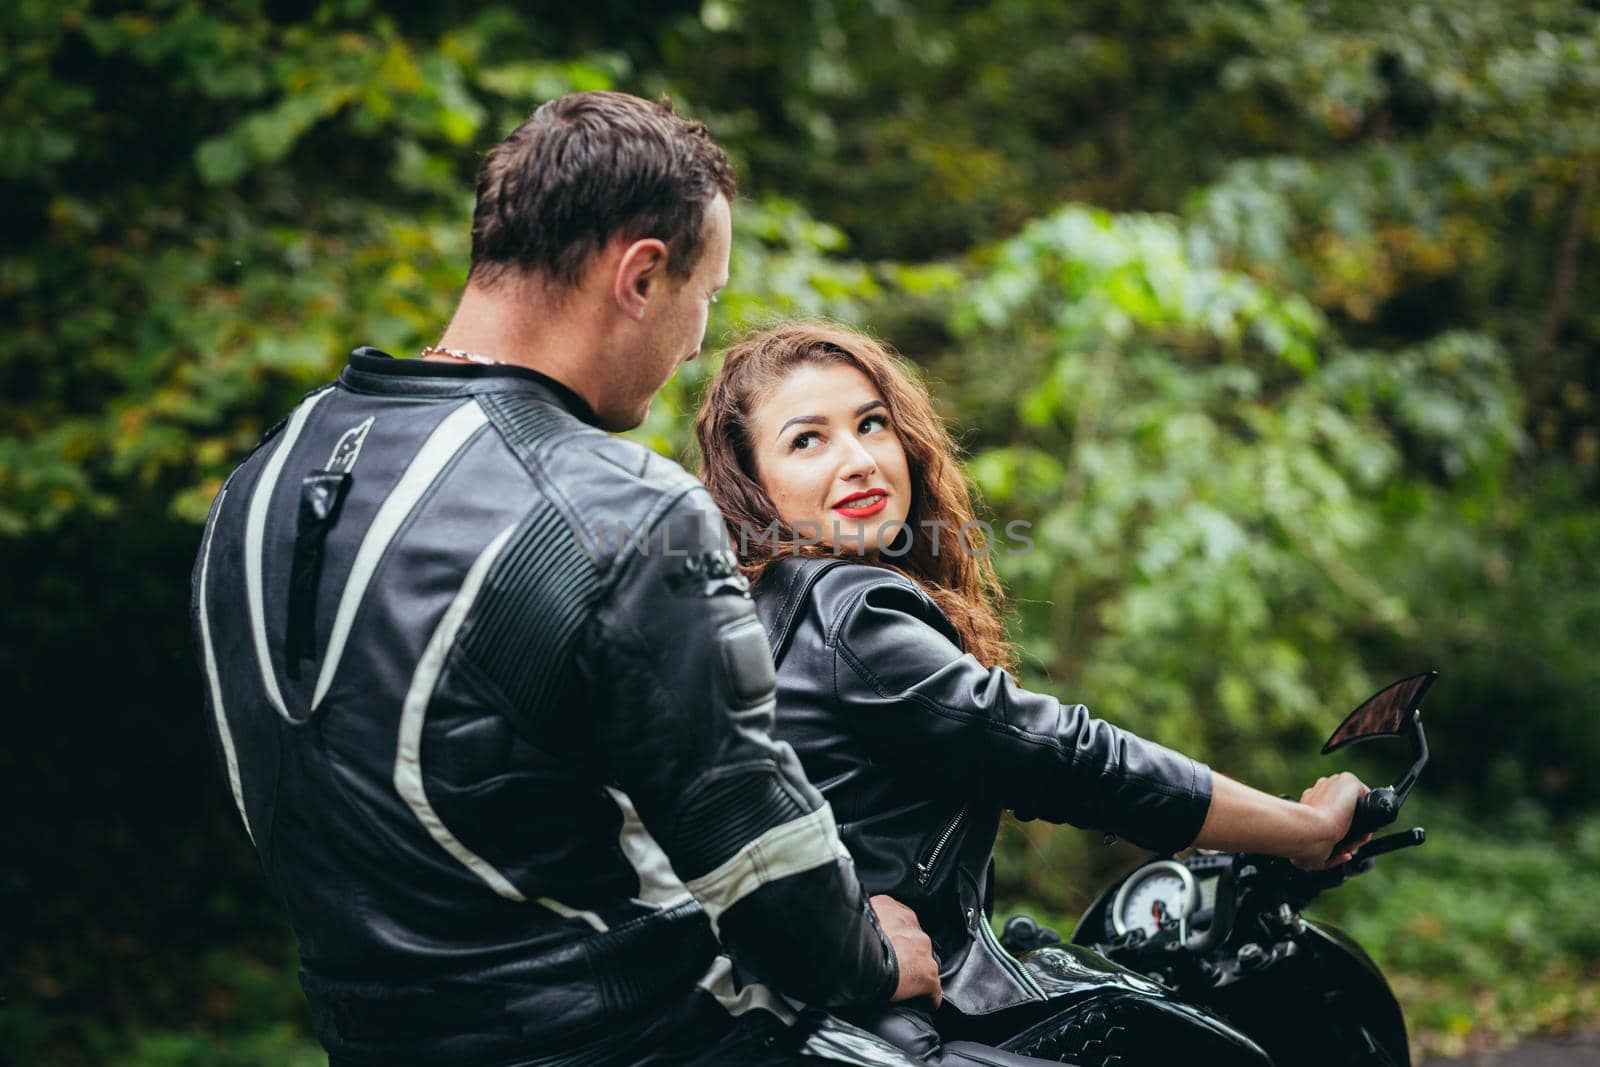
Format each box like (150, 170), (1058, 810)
(915, 804), (968, 885)
(975, 900), (1048, 998)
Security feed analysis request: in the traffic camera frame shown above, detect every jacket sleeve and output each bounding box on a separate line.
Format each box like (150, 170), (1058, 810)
(827, 572), (1213, 854)
(583, 487), (898, 1008)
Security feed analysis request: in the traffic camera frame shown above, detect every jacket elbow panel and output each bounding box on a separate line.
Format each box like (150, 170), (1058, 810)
(669, 764), (810, 881)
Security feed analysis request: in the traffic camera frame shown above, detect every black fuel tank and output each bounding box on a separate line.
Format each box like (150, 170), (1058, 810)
(998, 943), (1274, 1066)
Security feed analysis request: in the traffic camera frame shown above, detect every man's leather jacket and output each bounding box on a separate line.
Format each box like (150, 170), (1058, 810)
(190, 350), (900, 1065)
(753, 557), (1214, 1018)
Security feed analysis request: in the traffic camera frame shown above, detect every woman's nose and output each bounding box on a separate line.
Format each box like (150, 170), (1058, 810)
(838, 435), (878, 480)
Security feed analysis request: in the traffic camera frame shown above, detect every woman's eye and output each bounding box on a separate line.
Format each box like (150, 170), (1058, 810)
(860, 414), (888, 434)
(790, 431), (819, 451)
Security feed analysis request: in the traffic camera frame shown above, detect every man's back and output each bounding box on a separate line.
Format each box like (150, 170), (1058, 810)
(193, 348), (897, 1063)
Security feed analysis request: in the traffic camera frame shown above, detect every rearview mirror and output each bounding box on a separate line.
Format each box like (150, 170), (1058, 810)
(1322, 672), (1437, 754)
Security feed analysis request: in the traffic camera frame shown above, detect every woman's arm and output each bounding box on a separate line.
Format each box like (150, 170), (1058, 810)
(822, 571), (1212, 854)
(822, 569), (1365, 868)
(1195, 772), (1369, 869)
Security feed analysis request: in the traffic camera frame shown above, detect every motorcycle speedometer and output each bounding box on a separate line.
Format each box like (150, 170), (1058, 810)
(1111, 859), (1200, 938)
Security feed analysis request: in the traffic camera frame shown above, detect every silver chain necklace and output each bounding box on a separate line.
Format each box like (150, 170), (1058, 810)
(419, 345), (508, 367)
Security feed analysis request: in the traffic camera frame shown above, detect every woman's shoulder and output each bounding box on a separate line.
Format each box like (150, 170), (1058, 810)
(753, 556), (923, 635)
(753, 556), (918, 606)
(760, 556), (953, 641)
(809, 558), (922, 606)
(815, 561), (967, 666)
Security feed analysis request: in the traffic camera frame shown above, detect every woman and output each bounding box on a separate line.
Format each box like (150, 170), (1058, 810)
(693, 322), (1371, 1059)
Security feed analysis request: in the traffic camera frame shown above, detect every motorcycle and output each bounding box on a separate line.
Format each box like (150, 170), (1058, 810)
(995, 672), (1436, 1066)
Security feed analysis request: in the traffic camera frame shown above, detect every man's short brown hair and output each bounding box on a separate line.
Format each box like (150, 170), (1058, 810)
(469, 92), (737, 290)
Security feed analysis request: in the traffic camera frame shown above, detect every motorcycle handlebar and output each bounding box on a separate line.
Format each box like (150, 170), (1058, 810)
(1295, 827), (1427, 899)
(1355, 826), (1425, 862)
(1351, 787), (1400, 835)
(1329, 786), (1401, 859)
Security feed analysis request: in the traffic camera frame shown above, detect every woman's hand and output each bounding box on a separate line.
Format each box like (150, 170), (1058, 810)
(1193, 771), (1371, 869)
(1294, 772), (1372, 869)
(869, 894), (942, 1008)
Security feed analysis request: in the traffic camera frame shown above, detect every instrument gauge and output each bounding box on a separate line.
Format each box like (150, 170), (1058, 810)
(1111, 859), (1200, 938)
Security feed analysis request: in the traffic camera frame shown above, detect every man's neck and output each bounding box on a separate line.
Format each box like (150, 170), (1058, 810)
(433, 279), (606, 414)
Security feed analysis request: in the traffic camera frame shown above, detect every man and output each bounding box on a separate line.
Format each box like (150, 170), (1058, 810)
(192, 92), (943, 1065)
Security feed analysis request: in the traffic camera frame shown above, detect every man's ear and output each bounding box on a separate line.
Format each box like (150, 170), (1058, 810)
(612, 237), (670, 320)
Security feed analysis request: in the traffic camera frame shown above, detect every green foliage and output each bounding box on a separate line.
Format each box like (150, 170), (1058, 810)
(0, 944), (322, 1067)
(0, 1), (892, 533)
(944, 203), (1517, 781)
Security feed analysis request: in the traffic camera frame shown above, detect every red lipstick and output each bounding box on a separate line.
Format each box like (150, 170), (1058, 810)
(833, 488), (889, 519)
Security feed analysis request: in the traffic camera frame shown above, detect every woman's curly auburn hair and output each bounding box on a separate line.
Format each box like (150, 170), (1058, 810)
(693, 321), (1015, 673)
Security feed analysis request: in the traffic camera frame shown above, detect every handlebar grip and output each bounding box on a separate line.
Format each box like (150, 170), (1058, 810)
(1351, 787), (1400, 835)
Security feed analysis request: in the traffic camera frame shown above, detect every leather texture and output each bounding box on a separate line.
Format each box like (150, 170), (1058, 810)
(753, 557), (1214, 1019)
(191, 350), (903, 1065)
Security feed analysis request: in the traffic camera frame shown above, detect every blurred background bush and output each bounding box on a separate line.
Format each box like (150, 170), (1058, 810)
(3, 0), (1596, 1061)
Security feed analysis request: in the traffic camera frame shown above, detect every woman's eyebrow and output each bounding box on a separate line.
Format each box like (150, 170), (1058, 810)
(776, 414), (825, 440)
(776, 400), (887, 441)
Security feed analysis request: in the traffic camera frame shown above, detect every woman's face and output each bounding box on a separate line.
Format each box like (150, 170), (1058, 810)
(748, 362), (913, 554)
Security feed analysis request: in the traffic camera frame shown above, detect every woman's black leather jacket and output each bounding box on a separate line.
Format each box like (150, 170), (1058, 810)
(753, 557), (1214, 1017)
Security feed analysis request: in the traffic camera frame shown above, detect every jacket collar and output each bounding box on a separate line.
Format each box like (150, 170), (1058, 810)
(341, 346), (602, 427)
